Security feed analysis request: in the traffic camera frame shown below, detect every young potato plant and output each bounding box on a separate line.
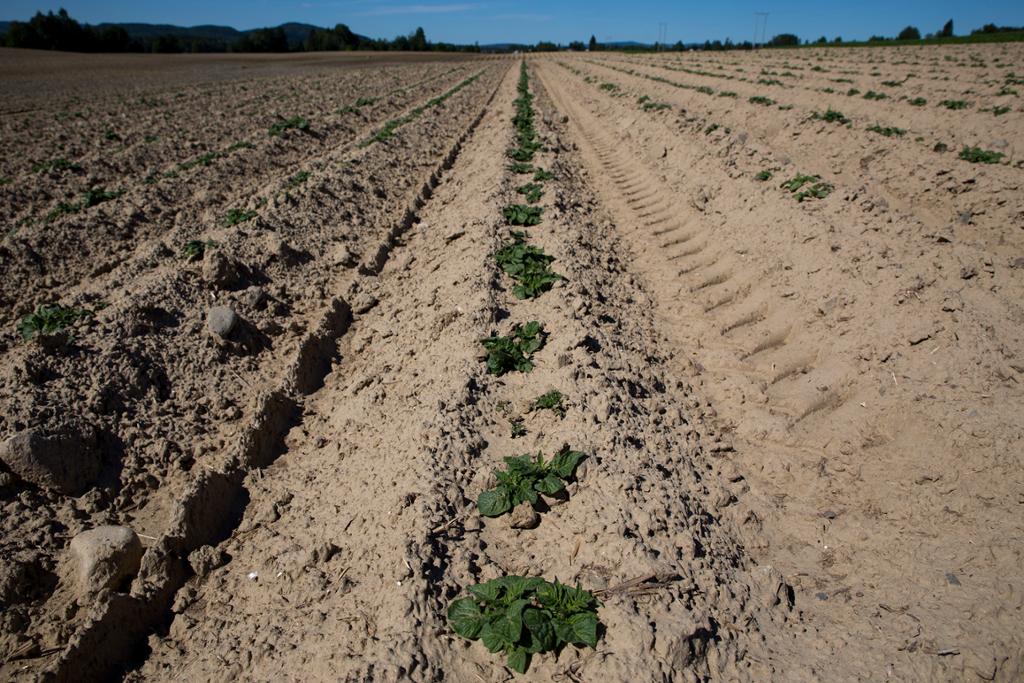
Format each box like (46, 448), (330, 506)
(47, 187), (121, 221)
(749, 95), (775, 106)
(532, 390), (566, 418)
(781, 174), (832, 202)
(866, 124), (906, 137)
(182, 239), (217, 260)
(863, 90), (888, 100)
(532, 168), (554, 182)
(502, 204), (543, 227)
(959, 146), (1004, 164)
(508, 162), (534, 174)
(940, 99), (969, 110)
(481, 321), (546, 375)
(223, 208), (257, 226)
(812, 108), (850, 124)
(908, 97), (927, 106)
(18, 304), (93, 340)
(516, 183), (543, 204)
(493, 232), (564, 299)
(33, 158), (81, 173)
(268, 116), (310, 136)
(755, 170), (773, 181)
(447, 576), (601, 674)
(477, 446), (585, 517)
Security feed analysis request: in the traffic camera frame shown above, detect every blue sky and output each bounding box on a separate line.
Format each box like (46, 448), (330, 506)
(3, 1), (1022, 45)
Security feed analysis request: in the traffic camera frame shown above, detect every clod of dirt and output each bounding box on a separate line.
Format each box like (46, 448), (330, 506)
(330, 243), (358, 268)
(188, 545), (227, 577)
(509, 502), (540, 529)
(202, 250), (241, 289)
(0, 556), (48, 607)
(0, 428), (99, 495)
(352, 293), (379, 315)
(263, 233), (299, 266)
(240, 286), (267, 311)
(206, 306), (239, 338)
(66, 526), (143, 597)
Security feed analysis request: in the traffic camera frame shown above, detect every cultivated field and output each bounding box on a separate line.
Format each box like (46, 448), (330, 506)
(0, 43), (1021, 682)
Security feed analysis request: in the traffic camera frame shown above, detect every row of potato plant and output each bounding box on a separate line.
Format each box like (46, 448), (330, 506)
(449, 61), (600, 675)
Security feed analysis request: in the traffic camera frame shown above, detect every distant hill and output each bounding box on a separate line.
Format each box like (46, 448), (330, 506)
(92, 21), (328, 50)
(0, 18), (367, 51)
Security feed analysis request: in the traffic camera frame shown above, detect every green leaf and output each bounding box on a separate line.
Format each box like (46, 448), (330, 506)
(448, 598), (484, 639)
(549, 449), (586, 478)
(480, 622), (509, 653)
(522, 608), (556, 653)
(568, 612), (599, 647)
(506, 648), (528, 674)
(469, 579), (502, 603)
(535, 473), (565, 495)
(505, 598), (530, 641)
(478, 488), (512, 517)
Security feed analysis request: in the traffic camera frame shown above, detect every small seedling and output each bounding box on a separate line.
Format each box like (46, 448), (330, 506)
(502, 204), (543, 227)
(641, 99), (670, 112)
(812, 108), (850, 124)
(908, 97), (927, 106)
(285, 171), (310, 189)
(863, 91), (888, 100)
(477, 446), (585, 517)
(269, 116), (310, 136)
(749, 96), (775, 106)
(959, 146), (1004, 164)
(179, 151), (219, 170)
(182, 239), (216, 260)
(846, 88), (861, 97)
(18, 304), (92, 339)
(755, 170), (773, 181)
(33, 158), (81, 173)
(447, 576), (601, 674)
(532, 390), (566, 418)
(516, 183), (543, 204)
(718, 91), (738, 98)
(47, 187), (120, 221)
(509, 417), (527, 438)
(940, 99), (969, 110)
(481, 321), (546, 375)
(781, 174), (832, 202)
(494, 233), (563, 299)
(223, 208), (257, 226)
(598, 82), (618, 92)
(866, 124), (906, 137)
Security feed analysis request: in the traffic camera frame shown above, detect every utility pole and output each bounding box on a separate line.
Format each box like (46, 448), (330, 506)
(754, 12), (769, 48)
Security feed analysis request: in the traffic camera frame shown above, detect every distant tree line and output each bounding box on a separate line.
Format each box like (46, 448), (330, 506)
(1, 8), (480, 53)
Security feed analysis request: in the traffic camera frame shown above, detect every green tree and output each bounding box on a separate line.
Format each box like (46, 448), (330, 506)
(768, 33), (799, 46)
(410, 26), (427, 50)
(940, 19), (954, 38)
(588, 34), (598, 51)
(897, 26), (921, 40)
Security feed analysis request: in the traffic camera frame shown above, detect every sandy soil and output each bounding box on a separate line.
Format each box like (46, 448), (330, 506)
(0, 44), (1021, 682)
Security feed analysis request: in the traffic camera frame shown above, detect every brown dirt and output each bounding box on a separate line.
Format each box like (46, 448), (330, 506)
(0, 44), (1021, 682)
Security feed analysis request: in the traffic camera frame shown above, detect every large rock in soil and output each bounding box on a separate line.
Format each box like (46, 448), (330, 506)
(67, 526), (143, 597)
(0, 428), (99, 495)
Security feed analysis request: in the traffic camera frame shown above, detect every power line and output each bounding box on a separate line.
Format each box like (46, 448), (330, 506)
(754, 12), (769, 48)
